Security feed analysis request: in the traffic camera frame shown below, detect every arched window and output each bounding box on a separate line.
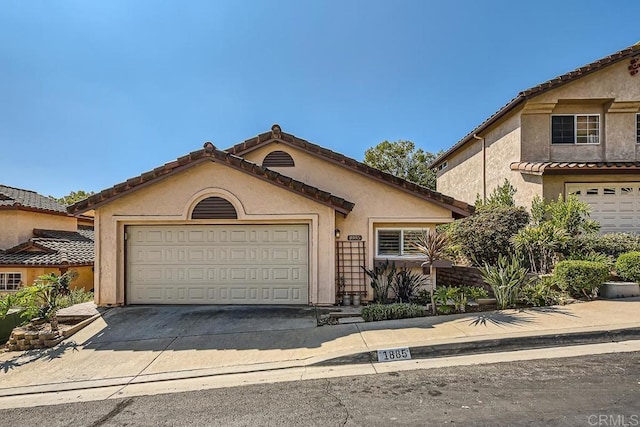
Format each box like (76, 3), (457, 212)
(262, 150), (295, 167)
(191, 197), (237, 219)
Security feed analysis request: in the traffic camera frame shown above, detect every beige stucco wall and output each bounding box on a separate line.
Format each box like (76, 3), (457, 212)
(70, 266), (94, 292)
(241, 143), (456, 270)
(435, 110), (532, 206)
(522, 60), (640, 163)
(436, 138), (484, 204)
(0, 210), (77, 250)
(94, 160), (337, 306)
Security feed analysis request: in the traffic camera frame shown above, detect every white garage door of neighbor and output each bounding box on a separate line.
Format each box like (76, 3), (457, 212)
(567, 182), (640, 233)
(126, 224), (309, 305)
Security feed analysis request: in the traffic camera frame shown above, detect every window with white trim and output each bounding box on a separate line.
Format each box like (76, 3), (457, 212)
(0, 272), (22, 291)
(551, 114), (600, 144)
(376, 229), (425, 258)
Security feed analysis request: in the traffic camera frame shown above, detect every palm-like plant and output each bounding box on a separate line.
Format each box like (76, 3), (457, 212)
(412, 229), (449, 263)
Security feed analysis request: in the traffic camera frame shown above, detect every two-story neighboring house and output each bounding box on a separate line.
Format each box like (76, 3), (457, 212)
(0, 185), (94, 292)
(431, 43), (640, 233)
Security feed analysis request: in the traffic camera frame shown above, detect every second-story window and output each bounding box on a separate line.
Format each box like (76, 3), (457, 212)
(551, 115), (600, 144)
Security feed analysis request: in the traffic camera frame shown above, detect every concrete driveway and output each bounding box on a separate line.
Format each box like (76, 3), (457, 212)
(87, 305), (321, 343)
(0, 304), (368, 393)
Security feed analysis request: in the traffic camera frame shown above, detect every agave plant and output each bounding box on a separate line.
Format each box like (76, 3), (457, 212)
(479, 254), (531, 310)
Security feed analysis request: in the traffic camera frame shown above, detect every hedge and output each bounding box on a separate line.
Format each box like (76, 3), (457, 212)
(361, 303), (428, 322)
(554, 260), (609, 299)
(615, 252), (640, 282)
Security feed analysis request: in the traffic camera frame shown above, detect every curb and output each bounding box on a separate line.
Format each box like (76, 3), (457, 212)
(311, 327), (640, 366)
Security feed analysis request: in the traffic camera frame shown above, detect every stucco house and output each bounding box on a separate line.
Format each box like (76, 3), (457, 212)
(68, 125), (472, 306)
(0, 185), (94, 292)
(431, 43), (640, 233)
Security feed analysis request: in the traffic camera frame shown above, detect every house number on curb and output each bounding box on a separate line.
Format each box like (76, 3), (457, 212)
(377, 347), (411, 362)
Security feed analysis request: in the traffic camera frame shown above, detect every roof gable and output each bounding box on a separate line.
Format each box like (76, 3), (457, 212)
(431, 43), (640, 168)
(0, 185), (68, 215)
(67, 143), (355, 216)
(228, 125), (474, 217)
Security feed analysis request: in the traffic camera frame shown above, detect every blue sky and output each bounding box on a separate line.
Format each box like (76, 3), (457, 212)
(1, 1), (639, 198)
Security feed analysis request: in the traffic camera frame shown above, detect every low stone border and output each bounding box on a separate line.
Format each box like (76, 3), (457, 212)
(5, 328), (64, 352)
(3, 313), (101, 352)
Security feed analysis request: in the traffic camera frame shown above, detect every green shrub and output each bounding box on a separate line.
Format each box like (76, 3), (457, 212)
(543, 194), (600, 236)
(361, 303), (428, 322)
(519, 276), (566, 307)
(448, 206), (530, 266)
(475, 179), (517, 211)
(434, 286), (466, 313)
(60, 289), (94, 308)
(565, 251), (615, 270)
(392, 267), (426, 303)
(512, 222), (567, 274)
(463, 286), (489, 300)
(554, 260), (609, 300)
(615, 252), (640, 282)
(413, 289), (432, 305)
(0, 271), (90, 323)
(565, 233), (640, 258)
(479, 255), (531, 309)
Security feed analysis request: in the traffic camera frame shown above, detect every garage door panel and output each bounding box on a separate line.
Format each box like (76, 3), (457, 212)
(127, 224), (309, 305)
(567, 183), (640, 233)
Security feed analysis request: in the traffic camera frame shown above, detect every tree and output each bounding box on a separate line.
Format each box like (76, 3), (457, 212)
(475, 179), (517, 211)
(363, 140), (440, 190)
(52, 190), (95, 206)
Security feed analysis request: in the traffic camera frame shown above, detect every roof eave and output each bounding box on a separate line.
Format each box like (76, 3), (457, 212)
(229, 132), (474, 217)
(431, 43), (640, 169)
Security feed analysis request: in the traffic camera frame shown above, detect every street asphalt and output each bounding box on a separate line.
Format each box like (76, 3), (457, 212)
(0, 298), (639, 409)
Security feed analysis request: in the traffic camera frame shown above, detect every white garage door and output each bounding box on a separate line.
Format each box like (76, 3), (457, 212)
(567, 183), (640, 233)
(126, 224), (309, 305)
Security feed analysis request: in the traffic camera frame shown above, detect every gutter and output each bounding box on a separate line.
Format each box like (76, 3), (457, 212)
(472, 134), (486, 201)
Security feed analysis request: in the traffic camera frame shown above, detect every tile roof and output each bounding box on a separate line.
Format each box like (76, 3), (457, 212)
(431, 43), (640, 168)
(0, 227), (94, 267)
(511, 161), (640, 175)
(227, 125), (474, 217)
(67, 143), (356, 216)
(0, 185), (68, 215)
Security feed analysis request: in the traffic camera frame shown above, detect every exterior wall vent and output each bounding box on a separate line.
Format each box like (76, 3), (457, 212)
(191, 197), (238, 219)
(262, 150), (295, 167)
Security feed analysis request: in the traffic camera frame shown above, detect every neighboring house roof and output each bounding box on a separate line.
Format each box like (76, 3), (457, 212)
(227, 125), (474, 217)
(431, 43), (640, 168)
(511, 161), (640, 176)
(0, 226), (94, 267)
(67, 142), (356, 216)
(0, 185), (69, 215)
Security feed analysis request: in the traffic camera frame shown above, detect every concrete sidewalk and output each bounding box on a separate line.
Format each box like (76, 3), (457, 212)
(1, 298), (639, 401)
